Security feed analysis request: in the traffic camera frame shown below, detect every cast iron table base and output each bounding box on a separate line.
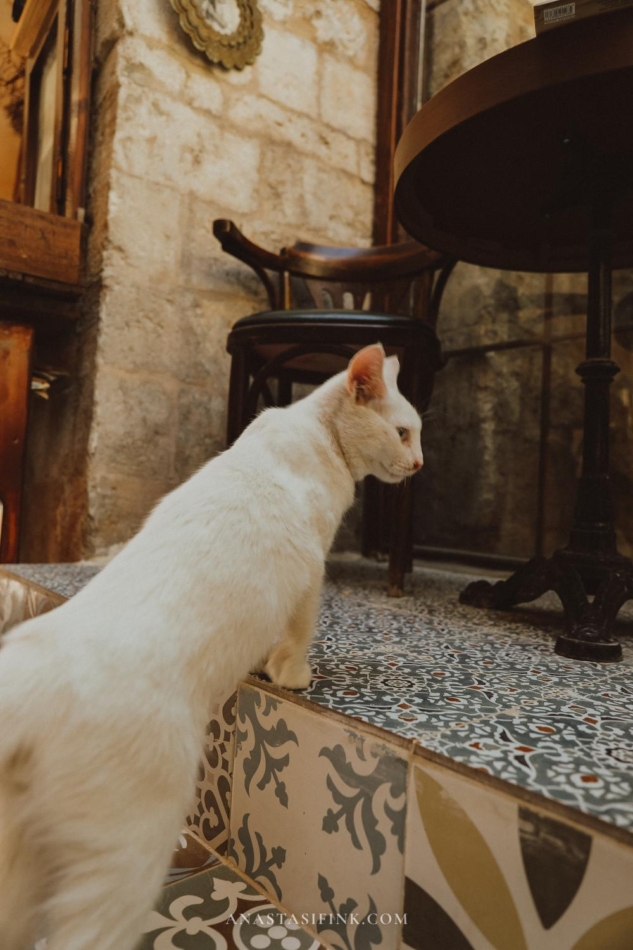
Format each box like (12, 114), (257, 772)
(461, 189), (633, 662)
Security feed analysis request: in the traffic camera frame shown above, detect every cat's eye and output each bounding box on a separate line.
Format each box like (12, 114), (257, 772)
(397, 427), (409, 441)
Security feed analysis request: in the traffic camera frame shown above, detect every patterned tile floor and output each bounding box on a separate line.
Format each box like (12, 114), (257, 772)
(304, 559), (633, 830)
(5, 558), (633, 831)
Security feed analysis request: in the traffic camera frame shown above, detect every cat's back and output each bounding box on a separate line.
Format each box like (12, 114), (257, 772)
(0, 609), (76, 748)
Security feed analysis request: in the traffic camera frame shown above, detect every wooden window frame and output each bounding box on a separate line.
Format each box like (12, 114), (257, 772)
(12, 0), (91, 220)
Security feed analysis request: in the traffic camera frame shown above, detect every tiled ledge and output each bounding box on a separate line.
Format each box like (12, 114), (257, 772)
(230, 679), (633, 950)
(4, 559), (633, 949)
(2, 559), (633, 835)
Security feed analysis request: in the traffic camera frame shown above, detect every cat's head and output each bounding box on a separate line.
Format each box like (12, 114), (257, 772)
(335, 344), (423, 484)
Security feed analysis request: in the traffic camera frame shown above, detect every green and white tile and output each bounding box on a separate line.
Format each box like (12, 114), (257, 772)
(187, 689), (237, 855)
(404, 758), (633, 950)
(229, 683), (408, 950)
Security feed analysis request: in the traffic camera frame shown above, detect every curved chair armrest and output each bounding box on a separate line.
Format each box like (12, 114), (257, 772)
(213, 219), (287, 273)
(213, 219), (289, 309)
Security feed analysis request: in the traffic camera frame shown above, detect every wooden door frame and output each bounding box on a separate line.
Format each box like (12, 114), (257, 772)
(0, 324), (34, 563)
(373, 0), (427, 246)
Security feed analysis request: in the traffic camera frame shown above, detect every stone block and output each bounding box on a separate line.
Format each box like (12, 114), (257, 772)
(94, 0), (125, 65)
(105, 171), (182, 284)
(175, 292), (248, 386)
(428, 0), (534, 96)
(184, 70), (225, 115)
(302, 159), (373, 244)
(256, 143), (310, 229)
(97, 281), (183, 380)
(257, 28), (318, 115)
(227, 94), (358, 176)
(358, 139), (375, 183)
(179, 196), (268, 300)
(259, 0), (294, 21)
(320, 55), (375, 141)
(113, 84), (260, 211)
(89, 368), (177, 481)
(118, 0), (182, 45)
(87, 472), (172, 552)
(175, 385), (227, 482)
(222, 63), (256, 87)
(309, 0), (371, 64)
(119, 36), (187, 96)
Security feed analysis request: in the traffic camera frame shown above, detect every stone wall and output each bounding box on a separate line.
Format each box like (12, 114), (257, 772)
(23, 0), (633, 566)
(415, 0), (633, 560)
(76, 0), (379, 556)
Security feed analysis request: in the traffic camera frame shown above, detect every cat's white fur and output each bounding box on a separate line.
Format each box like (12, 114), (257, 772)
(0, 344), (422, 950)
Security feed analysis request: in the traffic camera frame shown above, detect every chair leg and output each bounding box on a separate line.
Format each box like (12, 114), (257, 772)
(388, 481), (415, 597)
(0, 324), (34, 564)
(388, 347), (416, 594)
(361, 476), (387, 558)
(387, 347), (435, 595)
(226, 348), (250, 446)
(277, 377), (292, 407)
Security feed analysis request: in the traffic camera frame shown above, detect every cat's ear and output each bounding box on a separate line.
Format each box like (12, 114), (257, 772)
(383, 355), (400, 389)
(346, 344), (387, 404)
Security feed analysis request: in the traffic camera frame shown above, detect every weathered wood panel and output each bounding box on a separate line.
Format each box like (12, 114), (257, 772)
(0, 200), (83, 284)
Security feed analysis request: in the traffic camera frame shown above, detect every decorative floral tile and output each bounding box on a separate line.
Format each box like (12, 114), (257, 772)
(140, 861), (324, 950)
(404, 759), (633, 949)
(300, 653), (597, 741)
(418, 711), (633, 827)
(187, 689), (237, 855)
(229, 683), (408, 950)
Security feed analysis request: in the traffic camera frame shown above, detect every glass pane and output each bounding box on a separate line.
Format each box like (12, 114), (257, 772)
(33, 24), (58, 212)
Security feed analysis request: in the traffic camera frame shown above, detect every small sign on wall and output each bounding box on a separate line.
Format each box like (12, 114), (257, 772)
(534, 0), (633, 33)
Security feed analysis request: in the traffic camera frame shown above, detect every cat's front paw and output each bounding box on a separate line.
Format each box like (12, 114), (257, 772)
(265, 643), (312, 690)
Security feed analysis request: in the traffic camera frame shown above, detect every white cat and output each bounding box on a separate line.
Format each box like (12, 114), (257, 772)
(0, 344), (422, 950)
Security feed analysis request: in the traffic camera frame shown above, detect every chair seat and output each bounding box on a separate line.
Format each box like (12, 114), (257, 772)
(232, 308), (420, 329)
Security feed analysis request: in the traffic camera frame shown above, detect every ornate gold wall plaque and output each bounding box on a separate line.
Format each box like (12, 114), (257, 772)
(170, 0), (263, 69)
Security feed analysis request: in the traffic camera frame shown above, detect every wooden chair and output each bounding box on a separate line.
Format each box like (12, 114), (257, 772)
(214, 219), (454, 594)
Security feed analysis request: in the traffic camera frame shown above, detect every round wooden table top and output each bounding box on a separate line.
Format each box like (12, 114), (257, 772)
(394, 9), (633, 273)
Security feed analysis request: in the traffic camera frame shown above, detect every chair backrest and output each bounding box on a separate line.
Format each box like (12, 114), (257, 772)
(285, 239), (442, 318)
(213, 219), (445, 324)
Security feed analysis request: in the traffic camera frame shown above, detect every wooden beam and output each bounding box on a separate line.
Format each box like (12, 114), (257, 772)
(0, 199), (83, 284)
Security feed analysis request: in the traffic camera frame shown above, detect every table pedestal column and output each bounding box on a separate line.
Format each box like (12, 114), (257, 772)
(460, 199), (633, 662)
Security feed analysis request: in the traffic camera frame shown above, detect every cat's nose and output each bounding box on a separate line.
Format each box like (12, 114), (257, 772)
(413, 459), (423, 471)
